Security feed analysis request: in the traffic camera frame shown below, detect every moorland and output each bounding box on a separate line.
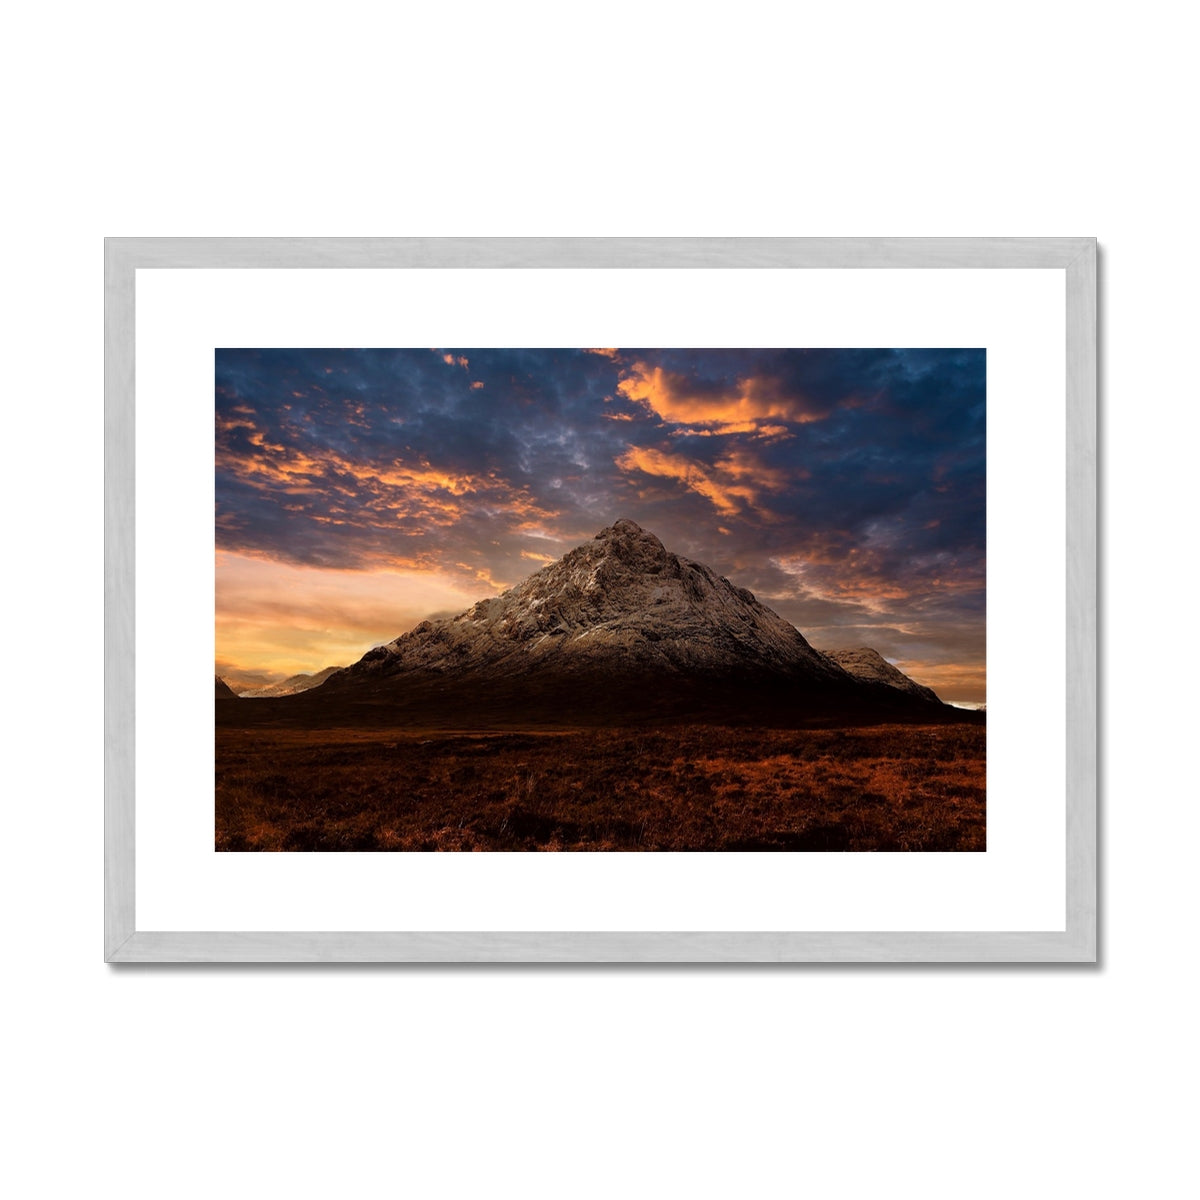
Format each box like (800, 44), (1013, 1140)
(216, 717), (985, 852)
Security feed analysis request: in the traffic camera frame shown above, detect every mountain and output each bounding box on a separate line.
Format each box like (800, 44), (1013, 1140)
(215, 667), (279, 693)
(299, 519), (952, 727)
(821, 648), (941, 704)
(337, 518), (844, 685)
(215, 675), (239, 700)
(238, 666), (341, 698)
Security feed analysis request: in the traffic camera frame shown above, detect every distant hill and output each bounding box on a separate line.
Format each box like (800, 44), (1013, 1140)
(237, 666), (341, 698)
(820, 647), (941, 704)
(215, 676), (239, 700)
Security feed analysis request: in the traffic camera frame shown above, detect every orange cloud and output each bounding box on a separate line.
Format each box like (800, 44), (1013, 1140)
(471, 381), (485, 390)
(615, 446), (756, 516)
(216, 413), (256, 434)
(218, 421), (557, 559)
(670, 422), (790, 439)
(770, 552), (912, 613)
(615, 442), (794, 517)
(248, 431), (286, 453)
(616, 362), (828, 435)
(222, 443), (330, 486)
(711, 446), (796, 490)
(586, 348), (620, 359)
(454, 561), (506, 592)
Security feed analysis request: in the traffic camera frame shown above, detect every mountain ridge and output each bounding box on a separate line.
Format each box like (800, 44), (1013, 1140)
(237, 666), (341, 698)
(248, 519), (962, 728)
(330, 518), (846, 690)
(820, 647), (941, 705)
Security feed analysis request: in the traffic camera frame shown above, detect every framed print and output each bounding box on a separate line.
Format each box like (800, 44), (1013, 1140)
(104, 237), (1097, 962)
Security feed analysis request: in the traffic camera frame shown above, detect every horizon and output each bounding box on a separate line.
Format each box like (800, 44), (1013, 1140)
(216, 348), (986, 703)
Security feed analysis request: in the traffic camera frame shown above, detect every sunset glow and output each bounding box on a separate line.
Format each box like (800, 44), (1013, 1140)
(216, 348), (986, 701)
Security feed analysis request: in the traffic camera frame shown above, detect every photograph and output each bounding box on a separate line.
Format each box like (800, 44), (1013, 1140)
(215, 347), (986, 852)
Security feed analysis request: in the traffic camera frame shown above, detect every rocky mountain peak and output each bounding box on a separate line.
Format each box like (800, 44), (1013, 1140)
(594, 517), (667, 562)
(340, 519), (842, 685)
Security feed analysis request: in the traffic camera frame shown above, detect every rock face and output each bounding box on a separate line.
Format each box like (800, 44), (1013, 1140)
(215, 675), (239, 700)
(821, 647), (940, 704)
(238, 666), (341, 698)
(332, 519), (846, 689)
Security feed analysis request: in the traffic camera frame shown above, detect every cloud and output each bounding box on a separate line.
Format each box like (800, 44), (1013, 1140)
(770, 552), (914, 613)
(614, 441), (795, 519)
(711, 445), (796, 490)
(616, 361), (833, 435)
(670, 422), (790, 439)
(615, 446), (758, 517)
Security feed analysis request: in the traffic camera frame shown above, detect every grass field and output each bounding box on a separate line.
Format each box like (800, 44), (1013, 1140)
(216, 722), (985, 852)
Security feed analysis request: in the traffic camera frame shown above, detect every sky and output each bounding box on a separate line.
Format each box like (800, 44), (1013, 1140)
(216, 348), (986, 702)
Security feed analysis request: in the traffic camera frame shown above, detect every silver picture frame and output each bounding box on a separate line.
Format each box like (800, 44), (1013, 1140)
(104, 237), (1097, 963)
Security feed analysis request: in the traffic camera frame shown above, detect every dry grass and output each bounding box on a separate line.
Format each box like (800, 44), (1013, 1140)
(216, 723), (985, 852)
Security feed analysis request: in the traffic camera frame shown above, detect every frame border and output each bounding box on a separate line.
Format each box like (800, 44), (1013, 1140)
(104, 237), (1097, 963)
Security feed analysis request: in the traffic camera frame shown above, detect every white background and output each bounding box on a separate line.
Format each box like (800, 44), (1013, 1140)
(136, 267), (1063, 932)
(5, 4), (1194, 1200)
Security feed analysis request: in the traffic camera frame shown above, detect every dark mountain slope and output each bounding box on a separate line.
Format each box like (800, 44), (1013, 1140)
(821, 647), (941, 704)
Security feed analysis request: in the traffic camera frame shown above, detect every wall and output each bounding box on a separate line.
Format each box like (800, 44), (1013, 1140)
(5, 4), (1192, 1197)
